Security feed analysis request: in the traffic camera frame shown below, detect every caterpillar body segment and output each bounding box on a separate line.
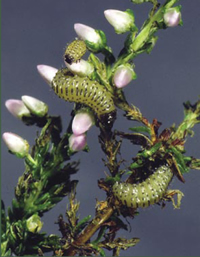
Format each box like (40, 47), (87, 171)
(112, 165), (173, 209)
(52, 68), (116, 128)
(64, 40), (87, 64)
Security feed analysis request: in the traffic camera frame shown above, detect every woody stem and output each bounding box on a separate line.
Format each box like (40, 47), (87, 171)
(64, 205), (114, 256)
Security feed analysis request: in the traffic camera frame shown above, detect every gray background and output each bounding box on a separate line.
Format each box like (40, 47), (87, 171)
(1, 0), (200, 256)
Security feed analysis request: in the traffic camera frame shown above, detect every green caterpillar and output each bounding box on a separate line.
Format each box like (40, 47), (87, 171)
(51, 68), (116, 128)
(112, 165), (173, 208)
(64, 39), (87, 64)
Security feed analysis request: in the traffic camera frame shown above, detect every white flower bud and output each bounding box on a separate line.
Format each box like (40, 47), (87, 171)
(104, 9), (136, 34)
(74, 23), (107, 52)
(65, 59), (94, 77)
(26, 214), (43, 233)
(72, 112), (94, 136)
(164, 7), (182, 27)
(5, 99), (31, 119)
(21, 95), (48, 117)
(113, 65), (137, 88)
(2, 132), (29, 158)
(74, 23), (101, 44)
(37, 64), (58, 85)
(69, 134), (87, 152)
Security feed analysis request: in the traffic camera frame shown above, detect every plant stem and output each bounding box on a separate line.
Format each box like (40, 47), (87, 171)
(112, 0), (180, 70)
(64, 204), (114, 256)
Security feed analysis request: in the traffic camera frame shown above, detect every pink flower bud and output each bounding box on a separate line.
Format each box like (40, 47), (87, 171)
(37, 64), (58, 85)
(21, 95), (48, 117)
(74, 23), (101, 44)
(65, 59), (94, 77)
(69, 134), (87, 152)
(104, 9), (136, 34)
(2, 132), (29, 158)
(164, 7), (182, 27)
(5, 99), (31, 119)
(113, 65), (136, 88)
(72, 112), (94, 136)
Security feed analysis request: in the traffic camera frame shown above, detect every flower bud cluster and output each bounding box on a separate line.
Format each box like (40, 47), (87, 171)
(69, 111), (94, 152)
(6, 95), (48, 120)
(3, 95), (50, 158)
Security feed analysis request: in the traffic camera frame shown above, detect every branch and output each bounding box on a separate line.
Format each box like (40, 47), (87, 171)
(64, 204), (114, 256)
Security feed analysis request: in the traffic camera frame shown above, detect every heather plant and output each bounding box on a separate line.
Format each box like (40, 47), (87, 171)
(1, 0), (200, 256)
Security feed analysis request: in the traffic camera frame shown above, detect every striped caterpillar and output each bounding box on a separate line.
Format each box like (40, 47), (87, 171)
(112, 165), (173, 208)
(64, 39), (87, 64)
(51, 68), (116, 128)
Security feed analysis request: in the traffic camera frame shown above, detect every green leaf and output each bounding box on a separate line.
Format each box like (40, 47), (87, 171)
(129, 126), (151, 134)
(74, 215), (91, 234)
(97, 30), (107, 47)
(92, 227), (107, 246)
(105, 173), (121, 184)
(144, 35), (158, 54)
(130, 160), (144, 169)
(1, 241), (12, 257)
(7, 207), (14, 223)
(4, 249), (12, 256)
(34, 193), (50, 205)
(168, 146), (189, 174)
(101, 237), (140, 251)
(91, 243), (106, 256)
(171, 99), (200, 141)
(88, 53), (102, 69)
(138, 141), (162, 158)
(189, 158), (200, 170)
(117, 131), (151, 147)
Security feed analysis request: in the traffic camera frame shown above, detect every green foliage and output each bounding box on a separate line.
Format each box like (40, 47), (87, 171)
(2, 0), (199, 256)
(1, 115), (79, 255)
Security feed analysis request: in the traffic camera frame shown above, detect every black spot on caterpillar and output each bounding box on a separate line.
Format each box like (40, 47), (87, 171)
(112, 165), (173, 208)
(52, 68), (116, 128)
(64, 39), (87, 64)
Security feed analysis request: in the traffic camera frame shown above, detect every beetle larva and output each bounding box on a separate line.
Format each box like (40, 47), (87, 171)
(51, 68), (116, 128)
(112, 165), (173, 208)
(64, 39), (87, 64)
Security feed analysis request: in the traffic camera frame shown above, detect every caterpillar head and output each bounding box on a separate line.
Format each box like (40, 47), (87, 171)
(64, 55), (74, 65)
